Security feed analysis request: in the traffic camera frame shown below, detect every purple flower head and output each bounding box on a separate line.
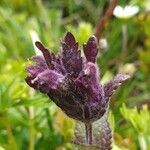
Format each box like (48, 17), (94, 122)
(25, 32), (130, 123)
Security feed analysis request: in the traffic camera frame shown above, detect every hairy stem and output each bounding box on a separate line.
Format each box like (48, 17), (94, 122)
(85, 123), (93, 145)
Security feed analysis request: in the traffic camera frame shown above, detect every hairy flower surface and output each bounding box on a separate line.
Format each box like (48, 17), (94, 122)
(25, 32), (129, 123)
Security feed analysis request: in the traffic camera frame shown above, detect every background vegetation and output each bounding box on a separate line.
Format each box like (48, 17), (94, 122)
(0, 0), (149, 149)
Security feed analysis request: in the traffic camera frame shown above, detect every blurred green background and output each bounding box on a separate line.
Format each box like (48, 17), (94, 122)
(0, 0), (150, 149)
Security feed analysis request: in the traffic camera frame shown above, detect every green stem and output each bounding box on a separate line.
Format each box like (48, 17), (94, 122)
(121, 24), (128, 61)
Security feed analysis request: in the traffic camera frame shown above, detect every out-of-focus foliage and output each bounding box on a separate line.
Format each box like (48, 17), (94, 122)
(121, 104), (150, 150)
(0, 0), (150, 149)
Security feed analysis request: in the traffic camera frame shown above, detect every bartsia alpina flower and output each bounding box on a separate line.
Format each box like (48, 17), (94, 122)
(25, 32), (130, 123)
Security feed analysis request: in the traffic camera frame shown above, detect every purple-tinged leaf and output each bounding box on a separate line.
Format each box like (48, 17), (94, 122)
(104, 73), (130, 103)
(61, 32), (82, 77)
(76, 62), (100, 95)
(83, 36), (98, 63)
(64, 32), (76, 47)
(73, 112), (112, 149)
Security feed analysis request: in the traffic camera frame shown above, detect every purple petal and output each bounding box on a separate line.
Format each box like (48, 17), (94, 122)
(75, 62), (103, 100)
(61, 32), (82, 77)
(104, 73), (130, 103)
(35, 41), (54, 69)
(36, 70), (64, 90)
(83, 36), (98, 63)
(31, 56), (47, 69)
(26, 70), (65, 93)
(26, 65), (45, 77)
